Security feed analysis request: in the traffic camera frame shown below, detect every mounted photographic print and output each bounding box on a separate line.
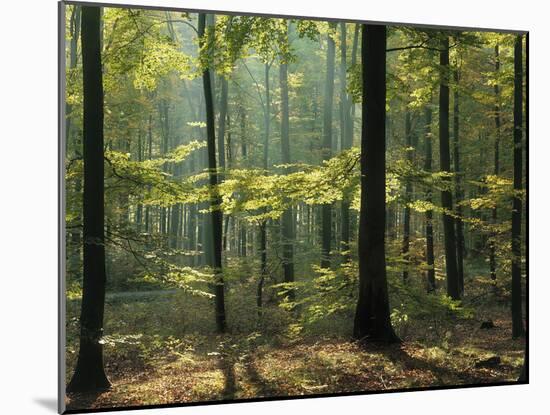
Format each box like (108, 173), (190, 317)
(59, 1), (528, 413)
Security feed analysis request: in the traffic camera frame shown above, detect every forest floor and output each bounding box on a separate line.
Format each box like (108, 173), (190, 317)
(65, 293), (525, 411)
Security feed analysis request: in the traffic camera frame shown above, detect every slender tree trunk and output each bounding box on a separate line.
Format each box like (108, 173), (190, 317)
(424, 105), (436, 292)
(66, 5), (81, 144)
(67, 5), (82, 277)
(518, 349), (527, 382)
(67, 6), (111, 392)
(218, 76), (228, 171)
(257, 221), (267, 313)
(158, 100), (170, 236)
(353, 24), (400, 343)
(263, 63), (271, 170)
(280, 56), (295, 299)
(199, 13), (226, 333)
(453, 57), (465, 294)
(490, 44), (501, 282)
(511, 35), (525, 338)
(438, 36), (460, 300)
(144, 114), (152, 233)
(258, 63), (271, 311)
(339, 22), (351, 260)
(135, 129), (143, 230)
(218, 76), (229, 261)
(240, 109), (247, 161)
(402, 111), (413, 281)
(321, 24), (336, 268)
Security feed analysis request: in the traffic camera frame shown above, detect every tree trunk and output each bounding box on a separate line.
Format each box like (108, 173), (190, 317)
(321, 24), (336, 268)
(257, 221), (267, 314)
(353, 24), (400, 343)
(280, 56), (295, 299)
(438, 36), (460, 300)
(258, 63), (271, 311)
(218, 76), (228, 170)
(199, 13), (226, 333)
(340, 22), (351, 260)
(144, 114), (152, 233)
(424, 105), (436, 292)
(402, 111), (413, 281)
(490, 44), (501, 282)
(511, 35), (525, 338)
(67, 5), (82, 277)
(67, 5), (111, 392)
(453, 56), (465, 294)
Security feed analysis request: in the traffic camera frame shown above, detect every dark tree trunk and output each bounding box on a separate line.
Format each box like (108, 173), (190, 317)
(424, 105), (436, 292)
(199, 13), (226, 333)
(511, 35), (525, 338)
(67, 6), (111, 392)
(518, 349), (527, 382)
(353, 24), (400, 343)
(438, 36), (460, 300)
(280, 57), (295, 299)
(169, 204), (180, 249)
(490, 44), (501, 282)
(402, 111), (413, 281)
(453, 58), (465, 294)
(321, 24), (336, 268)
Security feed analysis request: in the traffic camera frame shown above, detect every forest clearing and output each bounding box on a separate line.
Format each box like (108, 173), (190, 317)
(62, 2), (527, 411)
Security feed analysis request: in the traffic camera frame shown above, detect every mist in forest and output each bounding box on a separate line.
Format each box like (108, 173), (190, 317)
(63, 4), (527, 411)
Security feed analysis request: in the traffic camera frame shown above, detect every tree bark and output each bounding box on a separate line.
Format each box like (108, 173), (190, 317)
(402, 111), (413, 281)
(280, 56), (295, 299)
(438, 36), (460, 300)
(424, 105), (436, 292)
(511, 35), (525, 338)
(199, 13), (226, 333)
(453, 55), (465, 294)
(321, 24), (336, 268)
(353, 24), (400, 343)
(67, 5), (111, 392)
(340, 22), (351, 260)
(218, 76), (228, 171)
(257, 63), (271, 311)
(490, 44), (501, 282)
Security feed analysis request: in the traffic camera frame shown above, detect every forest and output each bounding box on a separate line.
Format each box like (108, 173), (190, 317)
(63, 3), (527, 411)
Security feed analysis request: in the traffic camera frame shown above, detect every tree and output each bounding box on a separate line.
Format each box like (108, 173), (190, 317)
(67, 5), (111, 392)
(67, 5), (82, 277)
(321, 23), (336, 268)
(402, 110), (413, 281)
(353, 24), (400, 343)
(511, 34), (525, 339)
(452, 44), (465, 294)
(438, 35), (460, 300)
(340, 22), (351, 259)
(198, 13), (226, 333)
(489, 43), (501, 283)
(280, 44), (295, 298)
(424, 103), (436, 292)
(258, 62), (271, 310)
